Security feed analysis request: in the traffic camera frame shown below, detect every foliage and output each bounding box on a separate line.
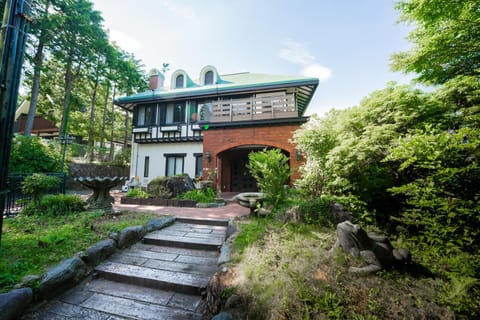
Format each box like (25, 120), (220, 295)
(125, 188), (149, 199)
(391, 0), (480, 85)
(21, 173), (60, 205)
(178, 188), (215, 203)
(247, 148), (291, 208)
(20, 0), (146, 159)
(9, 136), (62, 173)
(22, 194), (85, 216)
(0, 211), (155, 292)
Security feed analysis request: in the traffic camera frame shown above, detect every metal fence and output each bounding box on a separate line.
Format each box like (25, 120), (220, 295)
(3, 172), (66, 216)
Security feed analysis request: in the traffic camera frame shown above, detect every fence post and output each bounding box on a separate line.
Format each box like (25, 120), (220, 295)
(0, 0), (31, 245)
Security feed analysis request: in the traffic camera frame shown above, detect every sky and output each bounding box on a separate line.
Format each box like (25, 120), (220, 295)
(90, 0), (414, 116)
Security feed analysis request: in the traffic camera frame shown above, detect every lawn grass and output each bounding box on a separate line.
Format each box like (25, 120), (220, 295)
(0, 210), (157, 292)
(226, 217), (478, 319)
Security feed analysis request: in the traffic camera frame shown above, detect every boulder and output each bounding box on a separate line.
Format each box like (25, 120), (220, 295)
(335, 221), (411, 274)
(329, 202), (354, 223)
(148, 175), (195, 199)
(82, 239), (116, 266)
(212, 312), (233, 320)
(117, 225), (146, 248)
(146, 216), (176, 232)
(38, 257), (87, 298)
(13, 274), (41, 289)
(0, 288), (33, 320)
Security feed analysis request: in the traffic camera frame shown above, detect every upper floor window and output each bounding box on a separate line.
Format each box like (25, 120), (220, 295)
(199, 65), (218, 86)
(204, 71), (214, 85)
(165, 102), (185, 124)
(135, 104), (157, 126)
(175, 74), (184, 88)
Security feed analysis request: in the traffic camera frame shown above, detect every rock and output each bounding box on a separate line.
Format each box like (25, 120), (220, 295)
(109, 231), (119, 241)
(146, 216), (176, 232)
(148, 175), (195, 198)
(225, 223), (237, 238)
(329, 202), (354, 223)
(38, 257), (87, 299)
(0, 288), (33, 320)
(217, 242), (231, 266)
(224, 294), (242, 309)
(117, 225), (146, 248)
(13, 274), (41, 289)
(82, 239), (116, 266)
(335, 221), (411, 274)
(212, 311), (233, 320)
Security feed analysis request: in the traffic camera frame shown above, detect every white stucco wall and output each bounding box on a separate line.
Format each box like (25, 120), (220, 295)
(130, 141), (203, 184)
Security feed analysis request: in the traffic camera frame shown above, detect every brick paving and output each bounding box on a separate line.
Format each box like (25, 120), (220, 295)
(22, 217), (230, 319)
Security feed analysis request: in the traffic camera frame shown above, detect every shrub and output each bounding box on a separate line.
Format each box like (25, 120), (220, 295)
(178, 188), (215, 203)
(125, 188), (149, 199)
(23, 194), (85, 216)
(22, 173), (60, 205)
(9, 135), (62, 173)
(247, 148), (291, 208)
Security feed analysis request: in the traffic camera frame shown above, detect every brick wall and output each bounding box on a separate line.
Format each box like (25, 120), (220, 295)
(202, 124), (305, 189)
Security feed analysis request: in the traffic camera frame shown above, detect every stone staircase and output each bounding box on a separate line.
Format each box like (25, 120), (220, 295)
(24, 217), (228, 320)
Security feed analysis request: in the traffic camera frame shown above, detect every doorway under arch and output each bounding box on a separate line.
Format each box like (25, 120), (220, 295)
(217, 145), (290, 192)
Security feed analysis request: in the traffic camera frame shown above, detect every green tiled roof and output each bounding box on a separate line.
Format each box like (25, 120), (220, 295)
(116, 72), (318, 116)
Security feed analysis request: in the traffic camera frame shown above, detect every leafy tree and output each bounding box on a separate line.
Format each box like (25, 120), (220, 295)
(21, 173), (60, 205)
(392, 0), (480, 84)
(9, 136), (62, 173)
(247, 148), (291, 208)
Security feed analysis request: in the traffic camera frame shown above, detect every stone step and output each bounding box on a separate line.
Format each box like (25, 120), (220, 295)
(176, 216), (229, 226)
(95, 262), (211, 295)
(143, 222), (227, 251)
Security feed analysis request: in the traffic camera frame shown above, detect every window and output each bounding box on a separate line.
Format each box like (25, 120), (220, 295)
(175, 74), (184, 88)
(165, 154), (185, 176)
(135, 104), (157, 126)
(165, 102), (185, 124)
(204, 70), (214, 85)
(144, 156), (150, 177)
(194, 153), (202, 177)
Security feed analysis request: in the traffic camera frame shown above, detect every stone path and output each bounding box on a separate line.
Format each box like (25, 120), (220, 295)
(22, 217), (229, 320)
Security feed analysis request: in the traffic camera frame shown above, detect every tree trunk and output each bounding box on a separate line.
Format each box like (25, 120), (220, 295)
(99, 80), (110, 152)
(24, 40), (44, 136)
(109, 85), (116, 161)
(88, 74), (100, 162)
(59, 58), (74, 137)
(24, 0), (49, 136)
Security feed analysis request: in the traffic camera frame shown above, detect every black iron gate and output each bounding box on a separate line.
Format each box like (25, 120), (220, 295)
(3, 172), (66, 216)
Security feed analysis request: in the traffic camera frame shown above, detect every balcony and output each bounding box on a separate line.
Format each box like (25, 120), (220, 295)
(203, 92), (297, 123)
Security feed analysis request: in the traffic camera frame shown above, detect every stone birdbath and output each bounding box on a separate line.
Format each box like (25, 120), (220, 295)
(69, 163), (128, 213)
(234, 192), (266, 214)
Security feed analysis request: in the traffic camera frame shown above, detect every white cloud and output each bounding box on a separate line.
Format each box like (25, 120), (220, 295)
(302, 63), (332, 82)
(162, 0), (196, 20)
(278, 39), (332, 82)
(109, 29), (142, 53)
(278, 40), (315, 65)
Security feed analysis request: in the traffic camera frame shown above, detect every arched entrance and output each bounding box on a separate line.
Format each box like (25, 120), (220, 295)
(218, 145), (290, 192)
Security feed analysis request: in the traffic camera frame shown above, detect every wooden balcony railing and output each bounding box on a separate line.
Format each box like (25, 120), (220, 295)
(202, 92), (297, 123)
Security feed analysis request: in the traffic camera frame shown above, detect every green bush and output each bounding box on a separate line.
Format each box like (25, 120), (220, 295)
(125, 188), (149, 199)
(23, 194), (85, 216)
(9, 136), (62, 173)
(178, 188), (215, 203)
(247, 148), (291, 208)
(22, 173), (60, 205)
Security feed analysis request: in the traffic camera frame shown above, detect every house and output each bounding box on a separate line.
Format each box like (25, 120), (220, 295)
(14, 101), (59, 138)
(115, 66), (318, 192)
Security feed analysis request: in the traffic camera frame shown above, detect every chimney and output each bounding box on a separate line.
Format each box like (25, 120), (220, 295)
(148, 68), (164, 90)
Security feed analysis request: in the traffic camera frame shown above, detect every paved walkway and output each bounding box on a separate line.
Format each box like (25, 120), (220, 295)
(22, 217), (230, 319)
